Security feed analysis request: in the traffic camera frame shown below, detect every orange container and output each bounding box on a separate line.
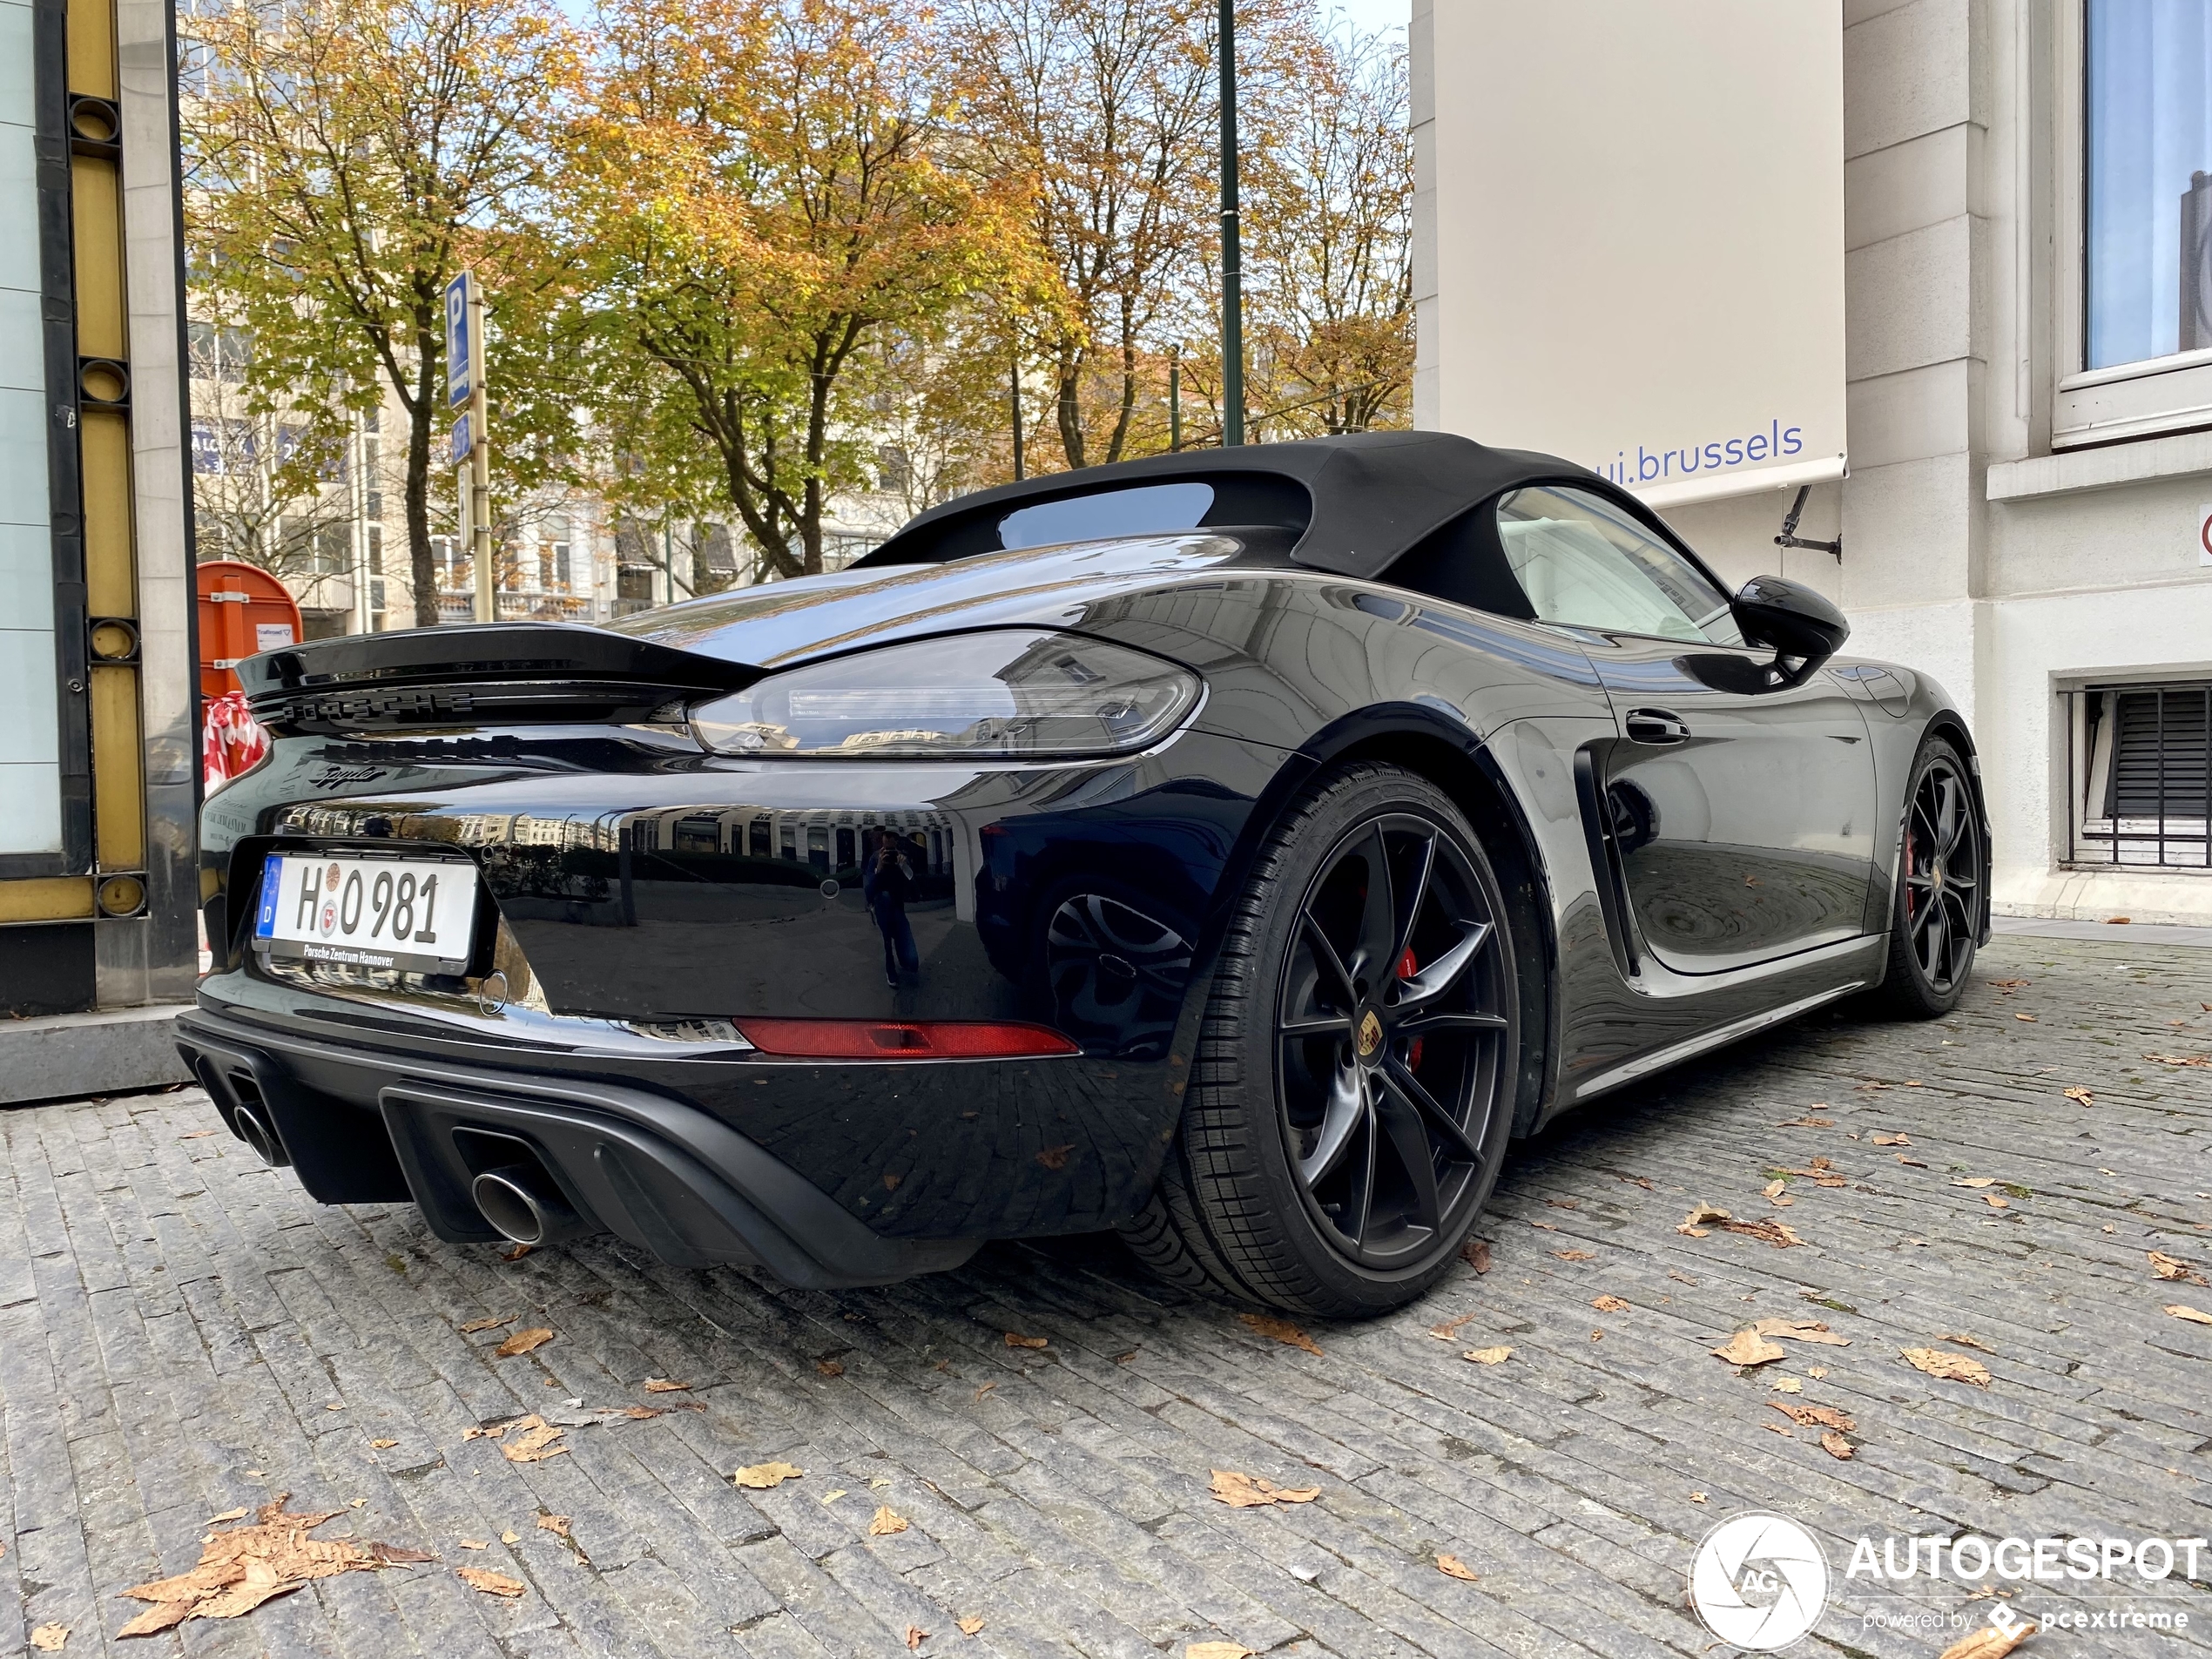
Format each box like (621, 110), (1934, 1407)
(196, 559), (304, 698)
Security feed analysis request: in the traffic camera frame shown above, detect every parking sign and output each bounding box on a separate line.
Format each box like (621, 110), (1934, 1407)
(445, 271), (473, 408)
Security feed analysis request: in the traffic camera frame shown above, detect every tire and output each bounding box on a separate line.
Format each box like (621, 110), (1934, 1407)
(1119, 761), (1522, 1318)
(1874, 734), (1983, 1019)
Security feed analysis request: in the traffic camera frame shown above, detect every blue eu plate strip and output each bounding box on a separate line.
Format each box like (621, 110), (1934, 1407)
(254, 858), (282, 939)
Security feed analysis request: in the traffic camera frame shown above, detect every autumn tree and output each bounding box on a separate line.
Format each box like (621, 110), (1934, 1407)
(1240, 21), (1413, 439)
(184, 0), (583, 626)
(566, 0), (1039, 580)
(948, 0), (1218, 471)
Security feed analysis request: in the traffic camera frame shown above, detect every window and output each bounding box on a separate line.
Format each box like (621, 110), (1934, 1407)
(2067, 680), (2211, 869)
(999, 482), (1214, 550)
(187, 321), (250, 382)
(2059, 3), (2212, 442)
(1493, 485), (1743, 644)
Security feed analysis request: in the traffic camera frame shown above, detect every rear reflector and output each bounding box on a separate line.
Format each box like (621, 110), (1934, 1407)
(732, 1018), (1080, 1060)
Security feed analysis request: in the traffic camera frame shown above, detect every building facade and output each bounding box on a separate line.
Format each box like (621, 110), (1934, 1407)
(1415, 0), (2212, 926)
(0, 0), (196, 1016)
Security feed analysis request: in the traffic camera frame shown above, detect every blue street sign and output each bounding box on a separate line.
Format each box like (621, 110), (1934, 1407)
(445, 271), (472, 408)
(449, 411), (471, 467)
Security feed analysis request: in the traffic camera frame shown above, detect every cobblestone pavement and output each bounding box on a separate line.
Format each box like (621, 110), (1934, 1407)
(4, 933), (2210, 1659)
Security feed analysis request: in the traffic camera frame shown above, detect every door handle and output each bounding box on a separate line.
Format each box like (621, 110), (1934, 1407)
(1624, 708), (1691, 745)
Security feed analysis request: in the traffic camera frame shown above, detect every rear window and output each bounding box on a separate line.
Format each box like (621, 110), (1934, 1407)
(859, 471), (1311, 566)
(1000, 482), (1214, 549)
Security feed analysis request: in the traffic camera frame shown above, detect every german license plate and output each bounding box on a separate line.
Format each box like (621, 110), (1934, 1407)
(253, 853), (479, 976)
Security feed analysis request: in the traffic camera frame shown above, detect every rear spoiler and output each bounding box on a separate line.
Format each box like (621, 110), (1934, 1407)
(239, 621), (760, 735)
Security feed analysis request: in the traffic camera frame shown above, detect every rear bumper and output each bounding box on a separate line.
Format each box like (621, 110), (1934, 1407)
(175, 1008), (979, 1288)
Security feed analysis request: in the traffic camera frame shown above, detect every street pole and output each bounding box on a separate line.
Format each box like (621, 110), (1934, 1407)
(1010, 356), (1025, 481)
(1170, 346), (1183, 452)
(1218, 0), (1244, 447)
(468, 278), (494, 623)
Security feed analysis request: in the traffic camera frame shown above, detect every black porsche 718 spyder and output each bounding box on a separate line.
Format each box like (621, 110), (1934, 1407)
(179, 433), (1988, 1317)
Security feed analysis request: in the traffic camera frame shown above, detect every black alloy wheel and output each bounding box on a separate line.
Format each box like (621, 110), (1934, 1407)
(1878, 737), (1982, 1016)
(1120, 762), (1523, 1317)
(1278, 814), (1513, 1267)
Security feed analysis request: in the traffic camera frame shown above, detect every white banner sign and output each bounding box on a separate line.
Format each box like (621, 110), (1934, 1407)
(1421, 0), (1845, 509)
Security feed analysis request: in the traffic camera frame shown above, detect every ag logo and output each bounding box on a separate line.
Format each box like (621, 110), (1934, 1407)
(1688, 1512), (1828, 1650)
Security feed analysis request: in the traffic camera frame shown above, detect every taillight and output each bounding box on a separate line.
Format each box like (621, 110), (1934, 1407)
(733, 1018), (1079, 1060)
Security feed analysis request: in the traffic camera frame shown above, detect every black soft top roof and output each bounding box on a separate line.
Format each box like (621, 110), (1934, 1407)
(854, 430), (1603, 578)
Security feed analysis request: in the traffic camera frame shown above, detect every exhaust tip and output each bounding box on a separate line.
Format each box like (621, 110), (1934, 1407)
(470, 1162), (577, 1247)
(233, 1102), (290, 1168)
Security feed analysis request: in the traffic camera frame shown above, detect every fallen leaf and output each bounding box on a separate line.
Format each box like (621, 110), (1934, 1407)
(180, 1128), (219, 1139)
(29, 1625), (66, 1651)
(1953, 1177), (1996, 1187)
(1988, 979), (2028, 991)
(1939, 1620), (2033, 1658)
(868, 1505), (909, 1536)
(1763, 1420), (1794, 1436)
(206, 1507), (248, 1524)
(1616, 1172), (1656, 1189)
(1986, 1194), (2009, 1210)
(957, 1615), (986, 1635)
(501, 1531), (519, 1545)
(1807, 1366), (1828, 1379)
(2149, 1251), (2209, 1285)
(456, 1567), (526, 1598)
(973, 1381), (997, 1402)
(1428, 1311), (1478, 1340)
(1718, 1217), (1807, 1249)
(1208, 1470), (1319, 1507)
(1185, 1645), (1255, 1659)
(1435, 1553), (1479, 1581)
(1904, 1080), (1925, 1087)
(1764, 1179), (1787, 1201)
(2108, 916), (2132, 924)
(118, 1602), (194, 1637)
(642, 1378), (691, 1393)
(2064, 1086), (2094, 1106)
(1527, 1218), (1559, 1231)
(1677, 1203), (1730, 1237)
(494, 1327), (555, 1358)
(2145, 1051), (2212, 1067)
(1770, 1376), (1802, 1393)
(1713, 1329), (1787, 1367)
(1591, 1294), (1630, 1313)
(1898, 1155), (1929, 1167)
(1003, 1332), (1048, 1350)
(500, 1417), (568, 1464)
(733, 1461), (805, 1489)
(1871, 1133), (1911, 1147)
(2164, 1304), (2212, 1325)
(1461, 1345), (1513, 1366)
(459, 1539), (488, 1549)
(1553, 1248), (1596, 1262)
(1238, 1312), (1323, 1355)
(1544, 1197), (1581, 1210)
(1035, 1143), (1074, 1170)
(1775, 1116), (1834, 1128)
(1113, 1350), (1138, 1364)
(816, 1359), (846, 1378)
(1902, 1346), (1992, 1386)
(536, 1514), (572, 1541)
(1938, 1332), (1996, 1352)
(1769, 1401), (1857, 1433)
(459, 1315), (512, 1333)
(1819, 1431), (1854, 1460)
(2014, 1013), (2037, 1022)
(905, 1628), (929, 1651)
(1461, 1238), (1492, 1273)
(1689, 1491), (1707, 1503)
(500, 1243), (533, 1262)
(371, 1439), (397, 1450)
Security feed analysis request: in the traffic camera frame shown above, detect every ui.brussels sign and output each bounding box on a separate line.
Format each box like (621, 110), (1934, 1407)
(1422, 0), (1845, 510)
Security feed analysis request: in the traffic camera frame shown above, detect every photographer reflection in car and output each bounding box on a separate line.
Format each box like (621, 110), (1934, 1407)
(863, 828), (921, 988)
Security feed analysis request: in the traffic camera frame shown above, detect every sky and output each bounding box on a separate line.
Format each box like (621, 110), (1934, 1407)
(1315, 0), (1407, 42)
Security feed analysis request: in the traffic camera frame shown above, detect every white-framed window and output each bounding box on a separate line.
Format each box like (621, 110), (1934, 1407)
(2064, 677), (2212, 871)
(2055, 1), (2212, 447)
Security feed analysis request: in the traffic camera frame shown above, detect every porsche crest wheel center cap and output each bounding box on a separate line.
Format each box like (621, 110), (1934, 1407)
(1356, 1009), (1384, 1058)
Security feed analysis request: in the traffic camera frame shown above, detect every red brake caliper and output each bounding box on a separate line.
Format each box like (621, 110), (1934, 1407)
(1399, 948), (1423, 1071)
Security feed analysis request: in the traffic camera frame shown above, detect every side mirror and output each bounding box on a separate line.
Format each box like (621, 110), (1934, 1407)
(1731, 574), (1848, 679)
